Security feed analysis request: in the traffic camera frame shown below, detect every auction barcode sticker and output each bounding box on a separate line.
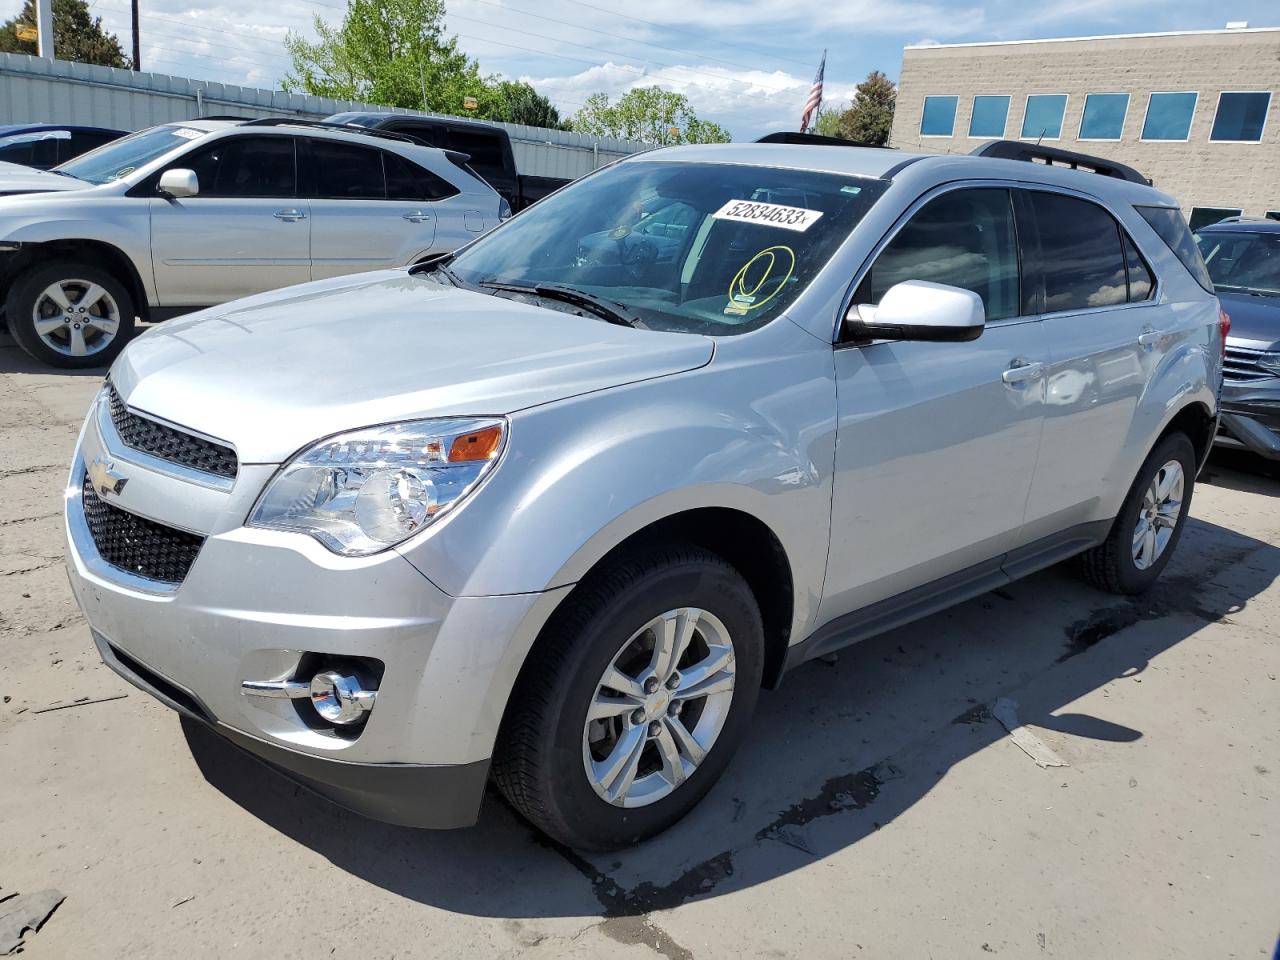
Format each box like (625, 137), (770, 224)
(712, 199), (824, 232)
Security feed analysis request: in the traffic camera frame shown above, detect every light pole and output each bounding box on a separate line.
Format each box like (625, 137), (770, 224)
(35, 0), (54, 58)
(131, 0), (141, 70)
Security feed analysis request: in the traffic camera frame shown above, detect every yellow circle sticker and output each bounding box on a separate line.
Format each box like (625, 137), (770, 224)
(726, 245), (796, 315)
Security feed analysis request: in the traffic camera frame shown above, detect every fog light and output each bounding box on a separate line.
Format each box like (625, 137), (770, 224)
(309, 670), (377, 725)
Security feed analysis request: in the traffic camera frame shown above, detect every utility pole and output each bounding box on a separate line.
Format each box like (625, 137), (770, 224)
(35, 0), (54, 58)
(131, 0), (141, 70)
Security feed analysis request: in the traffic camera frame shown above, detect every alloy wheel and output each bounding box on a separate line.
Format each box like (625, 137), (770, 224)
(1132, 459), (1184, 571)
(583, 607), (736, 808)
(32, 279), (121, 358)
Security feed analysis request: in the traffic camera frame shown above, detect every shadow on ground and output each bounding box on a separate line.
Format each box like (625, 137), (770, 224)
(184, 486), (1280, 923)
(0, 333), (110, 377)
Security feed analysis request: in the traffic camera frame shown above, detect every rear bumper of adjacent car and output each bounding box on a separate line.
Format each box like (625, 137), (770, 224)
(1216, 382), (1280, 460)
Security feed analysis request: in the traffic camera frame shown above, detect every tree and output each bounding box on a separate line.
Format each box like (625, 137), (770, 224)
(483, 80), (566, 129)
(283, 0), (487, 115)
(571, 86), (731, 144)
(0, 0), (130, 67)
(813, 70), (896, 146)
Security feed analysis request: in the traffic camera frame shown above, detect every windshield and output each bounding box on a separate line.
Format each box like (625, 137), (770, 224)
(448, 160), (888, 335)
(55, 124), (207, 185)
(1196, 230), (1280, 298)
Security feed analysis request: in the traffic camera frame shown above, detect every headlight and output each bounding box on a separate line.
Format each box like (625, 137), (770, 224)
(249, 418), (505, 556)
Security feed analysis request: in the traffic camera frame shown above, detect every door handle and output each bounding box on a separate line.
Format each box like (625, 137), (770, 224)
(402, 211), (432, 223)
(1002, 360), (1044, 384)
(273, 209), (306, 221)
(1138, 327), (1161, 348)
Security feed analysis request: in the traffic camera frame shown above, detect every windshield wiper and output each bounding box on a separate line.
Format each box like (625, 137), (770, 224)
(480, 280), (648, 329)
(409, 252), (466, 288)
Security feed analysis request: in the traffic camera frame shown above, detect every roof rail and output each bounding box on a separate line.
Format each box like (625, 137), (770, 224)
(195, 115), (254, 121)
(755, 131), (896, 149)
(970, 140), (1150, 185)
(1213, 215), (1274, 224)
(240, 117), (426, 146)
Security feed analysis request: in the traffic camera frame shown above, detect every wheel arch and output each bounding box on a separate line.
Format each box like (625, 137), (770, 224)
(1, 239), (151, 321)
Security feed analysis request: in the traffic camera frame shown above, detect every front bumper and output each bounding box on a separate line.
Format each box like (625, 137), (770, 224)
(94, 630), (490, 827)
(1216, 382), (1280, 460)
(65, 387), (570, 827)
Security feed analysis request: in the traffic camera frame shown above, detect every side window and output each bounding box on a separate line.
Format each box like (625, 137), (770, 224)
(68, 131), (118, 158)
(0, 140), (33, 165)
(1136, 205), (1214, 292)
(1122, 234), (1154, 302)
(306, 140), (386, 200)
(182, 136), (297, 198)
(860, 188), (1020, 322)
(1028, 192), (1128, 312)
(384, 152), (459, 202)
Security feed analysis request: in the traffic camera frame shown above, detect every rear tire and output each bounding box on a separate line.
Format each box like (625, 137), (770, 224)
(492, 542), (764, 850)
(1077, 432), (1196, 595)
(6, 260), (136, 369)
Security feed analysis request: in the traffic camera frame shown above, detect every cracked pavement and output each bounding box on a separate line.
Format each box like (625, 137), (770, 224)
(1, 333), (1277, 959)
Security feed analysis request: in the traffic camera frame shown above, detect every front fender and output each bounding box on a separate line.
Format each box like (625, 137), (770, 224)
(395, 319), (838, 645)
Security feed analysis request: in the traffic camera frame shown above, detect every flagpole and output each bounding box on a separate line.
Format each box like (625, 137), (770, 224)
(800, 49), (827, 134)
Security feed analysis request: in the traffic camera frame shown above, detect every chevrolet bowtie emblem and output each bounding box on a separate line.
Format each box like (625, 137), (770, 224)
(88, 454), (128, 498)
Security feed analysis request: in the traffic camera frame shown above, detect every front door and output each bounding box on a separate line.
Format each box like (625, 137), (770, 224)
(821, 187), (1047, 622)
(149, 135), (310, 306)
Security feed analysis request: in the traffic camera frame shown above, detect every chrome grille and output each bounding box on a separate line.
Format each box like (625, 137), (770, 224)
(81, 474), (205, 584)
(107, 383), (238, 479)
(1223, 345), (1279, 384)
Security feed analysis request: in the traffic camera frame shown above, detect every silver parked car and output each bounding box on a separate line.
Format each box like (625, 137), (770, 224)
(65, 140), (1224, 849)
(0, 118), (504, 368)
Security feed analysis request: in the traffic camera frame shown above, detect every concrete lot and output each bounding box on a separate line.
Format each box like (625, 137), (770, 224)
(1, 333), (1277, 959)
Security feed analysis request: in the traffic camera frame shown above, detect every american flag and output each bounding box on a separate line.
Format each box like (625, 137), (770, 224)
(799, 50), (826, 133)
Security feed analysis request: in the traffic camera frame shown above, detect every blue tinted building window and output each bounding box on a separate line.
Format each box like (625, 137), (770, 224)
(969, 96), (1010, 137)
(1210, 92), (1271, 142)
(1142, 92), (1198, 140)
(1079, 93), (1129, 140)
(921, 96), (958, 136)
(1021, 94), (1068, 139)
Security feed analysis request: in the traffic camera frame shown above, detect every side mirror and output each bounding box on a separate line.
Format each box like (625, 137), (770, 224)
(846, 280), (986, 343)
(158, 168), (199, 199)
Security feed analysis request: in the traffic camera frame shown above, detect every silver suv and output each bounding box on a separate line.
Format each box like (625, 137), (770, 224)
(65, 141), (1224, 850)
(0, 118), (503, 368)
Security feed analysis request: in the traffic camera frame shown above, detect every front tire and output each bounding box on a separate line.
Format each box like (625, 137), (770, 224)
(1077, 432), (1196, 595)
(493, 543), (764, 850)
(6, 260), (136, 368)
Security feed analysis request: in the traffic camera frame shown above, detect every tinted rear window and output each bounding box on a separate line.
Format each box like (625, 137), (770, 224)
(385, 152), (458, 201)
(1137, 205), (1213, 292)
(307, 140), (385, 199)
(1030, 192), (1128, 312)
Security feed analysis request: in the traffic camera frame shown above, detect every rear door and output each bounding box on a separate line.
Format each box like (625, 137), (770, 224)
(148, 135), (310, 306)
(1015, 189), (1163, 542)
(822, 186), (1048, 620)
(302, 139), (447, 280)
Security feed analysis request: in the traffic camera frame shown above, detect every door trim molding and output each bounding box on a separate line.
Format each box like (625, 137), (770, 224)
(782, 518), (1111, 674)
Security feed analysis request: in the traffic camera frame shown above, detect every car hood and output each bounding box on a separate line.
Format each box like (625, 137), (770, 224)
(0, 160), (90, 194)
(1220, 291), (1280, 351)
(111, 271), (714, 463)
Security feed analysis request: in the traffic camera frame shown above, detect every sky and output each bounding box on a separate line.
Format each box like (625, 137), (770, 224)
(3, 0), (1278, 139)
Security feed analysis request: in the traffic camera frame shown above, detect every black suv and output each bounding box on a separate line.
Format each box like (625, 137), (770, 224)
(1196, 218), (1280, 460)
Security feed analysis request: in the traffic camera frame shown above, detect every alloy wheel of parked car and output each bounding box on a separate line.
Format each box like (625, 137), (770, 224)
(583, 606), (737, 808)
(1131, 459), (1185, 571)
(7, 261), (136, 369)
(494, 543), (763, 850)
(1078, 432), (1196, 595)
